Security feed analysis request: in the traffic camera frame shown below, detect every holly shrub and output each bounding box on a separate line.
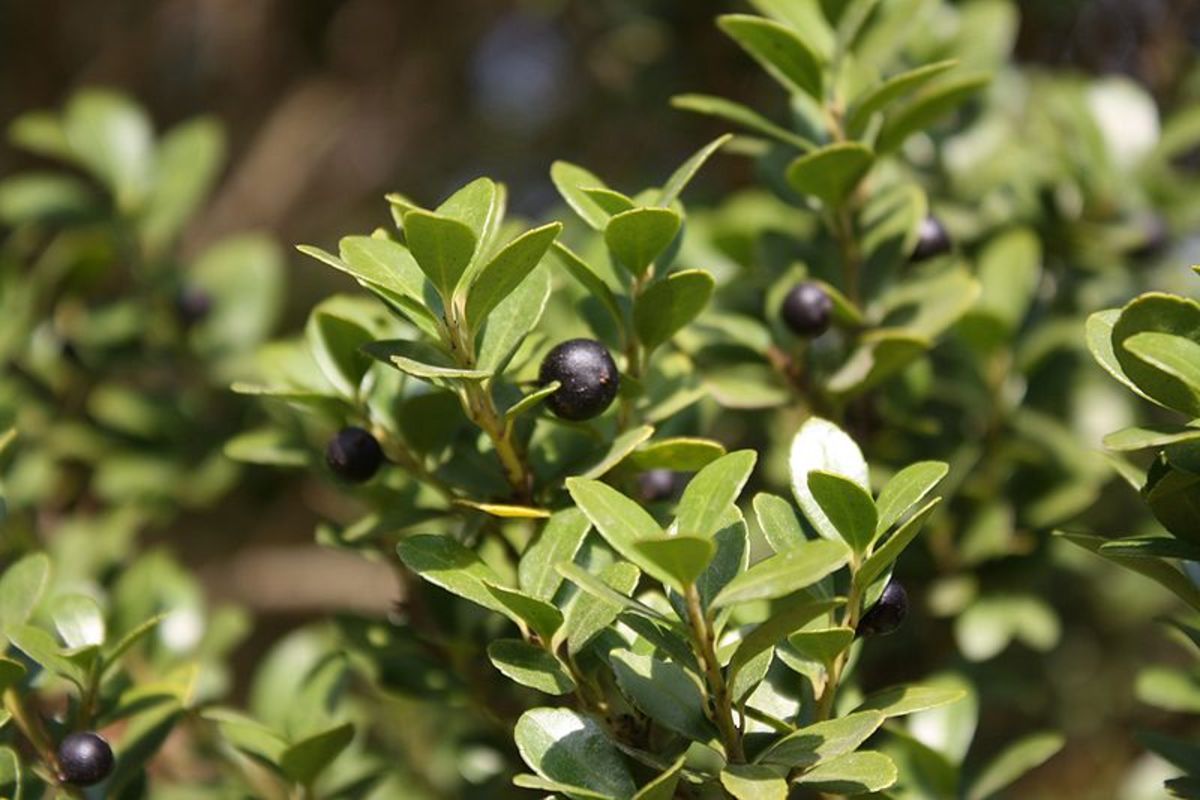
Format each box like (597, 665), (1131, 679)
(1, 0), (1199, 798)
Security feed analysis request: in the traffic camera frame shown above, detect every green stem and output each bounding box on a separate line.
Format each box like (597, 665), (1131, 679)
(684, 586), (744, 763)
(814, 566), (864, 722)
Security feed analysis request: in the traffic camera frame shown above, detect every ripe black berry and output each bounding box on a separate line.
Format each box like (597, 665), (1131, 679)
(780, 282), (833, 338)
(175, 285), (213, 327)
(538, 339), (619, 421)
(637, 469), (678, 502)
(910, 216), (952, 262)
(326, 426), (384, 483)
(57, 731), (114, 787)
(856, 581), (908, 637)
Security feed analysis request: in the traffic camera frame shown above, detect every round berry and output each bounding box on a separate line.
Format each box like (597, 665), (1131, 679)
(780, 282), (833, 338)
(538, 339), (619, 421)
(856, 581), (908, 637)
(637, 469), (677, 502)
(325, 426), (384, 483)
(57, 731), (114, 787)
(175, 285), (213, 327)
(910, 215), (952, 263)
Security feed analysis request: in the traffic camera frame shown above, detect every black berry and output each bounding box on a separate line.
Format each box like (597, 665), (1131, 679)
(175, 285), (213, 327)
(910, 215), (952, 262)
(538, 339), (619, 421)
(326, 426), (384, 483)
(57, 731), (114, 787)
(856, 581), (908, 637)
(780, 282), (833, 338)
(637, 469), (678, 502)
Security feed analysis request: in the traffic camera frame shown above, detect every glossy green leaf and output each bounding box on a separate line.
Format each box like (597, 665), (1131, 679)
(610, 649), (717, 744)
(827, 329), (931, 399)
(718, 15), (824, 99)
(51, 593), (106, 649)
(512, 774), (612, 799)
(551, 241), (623, 330)
(558, 561), (667, 625)
(520, 508), (592, 602)
(966, 732), (1063, 800)
(728, 596), (842, 685)
(788, 626), (854, 666)
(747, 0), (834, 56)
(855, 684), (968, 719)
(7, 624), (88, 687)
(847, 60), (959, 135)
(575, 425), (655, 481)
(477, 264), (552, 373)
(514, 707), (636, 799)
(753, 492), (808, 553)
(632, 535), (716, 592)
(505, 381), (560, 423)
(605, 207), (682, 274)
(877, 73), (991, 153)
(562, 562), (642, 654)
(363, 340), (490, 381)
(756, 710), (886, 767)
(1103, 424), (1200, 451)
(1087, 309), (1149, 401)
(485, 584), (563, 641)
(306, 303), (375, 398)
(790, 417), (870, 543)
(785, 143), (874, 207)
(712, 539), (850, 608)
(333, 235), (432, 309)
(0, 553), (50, 632)
(436, 177), (502, 256)
(280, 722), (355, 786)
(466, 222), (562, 328)
(551, 161), (614, 230)
(659, 134), (732, 207)
(0, 745), (20, 800)
(488, 639), (575, 695)
(875, 461), (948, 536)
(794, 751), (898, 794)
(396, 535), (510, 616)
(632, 755), (686, 800)
(583, 187), (636, 216)
(807, 470), (878, 553)
(629, 437), (726, 471)
(634, 270), (715, 352)
(670, 94), (814, 150)
(139, 116), (224, 251)
(402, 209), (477, 299)
(1123, 331), (1200, 411)
(201, 707), (287, 767)
(567, 478), (662, 564)
(720, 764), (789, 800)
(64, 89), (154, 207)
(675, 450), (757, 539)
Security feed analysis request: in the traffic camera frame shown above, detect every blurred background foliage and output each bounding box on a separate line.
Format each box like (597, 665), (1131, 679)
(2, 0), (1200, 797)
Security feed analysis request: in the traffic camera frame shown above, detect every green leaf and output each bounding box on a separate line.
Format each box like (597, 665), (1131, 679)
(855, 684), (968, 718)
(201, 707), (287, 766)
(512, 774), (613, 799)
(629, 438), (726, 471)
(632, 536), (716, 592)
(0, 658), (26, 696)
(659, 134), (733, 207)
(334, 235), (433, 310)
(756, 710), (886, 767)
(670, 94), (815, 150)
(8, 110), (72, 160)
(675, 450), (757, 539)
(561, 562), (642, 654)
(785, 143), (874, 207)
(1124, 332), (1200, 411)
(104, 613), (166, 666)
(728, 596), (842, 684)
(7, 624), (88, 687)
(787, 627), (854, 666)
(0, 553), (50, 632)
(139, 117), (225, 251)
(484, 584), (564, 641)
(609, 649), (718, 744)
(280, 722), (355, 787)
(855, 497), (940, 593)
(966, 732), (1063, 800)
(520, 508), (592, 602)
(753, 492), (808, 553)
(567, 478), (663, 564)
(477, 263), (551, 373)
(1103, 424), (1200, 451)
(575, 425), (655, 481)
(402, 209), (477, 299)
(605, 207), (683, 274)
(558, 561), (666, 625)
(64, 89), (154, 208)
(1087, 309), (1149, 401)
(794, 751), (898, 794)
(514, 707), (636, 799)
(712, 539), (850, 608)
(396, 535), (510, 616)
(720, 764), (789, 800)
(306, 302), (375, 398)
(436, 177), (502, 256)
(224, 428), (310, 468)
(826, 329), (930, 399)
(807, 470), (878, 553)
(363, 340), (490, 381)
(505, 381), (560, 423)
(190, 234), (285, 356)
(875, 461), (948, 536)
(551, 161), (615, 230)
(747, 0), (834, 56)
(877, 73), (991, 153)
(717, 15), (824, 100)
(466, 222), (562, 329)
(551, 242), (624, 331)
(790, 417), (870, 543)
(1099, 536), (1200, 561)
(846, 60), (959, 135)
(488, 639), (575, 695)
(50, 593), (106, 649)
(583, 187), (636, 216)
(633, 755), (686, 800)
(1138, 666), (1200, 713)
(1056, 532), (1200, 611)
(634, 270), (715, 352)
(0, 745), (20, 800)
